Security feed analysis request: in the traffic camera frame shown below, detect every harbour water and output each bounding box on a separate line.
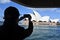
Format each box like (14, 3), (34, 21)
(0, 22), (60, 40)
(23, 25), (60, 40)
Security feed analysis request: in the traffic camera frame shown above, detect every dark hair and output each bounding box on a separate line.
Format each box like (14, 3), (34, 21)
(4, 6), (20, 19)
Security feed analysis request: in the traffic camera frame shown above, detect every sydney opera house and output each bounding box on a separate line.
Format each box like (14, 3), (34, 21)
(20, 10), (60, 26)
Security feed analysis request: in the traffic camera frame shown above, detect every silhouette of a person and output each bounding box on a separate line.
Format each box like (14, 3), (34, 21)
(0, 6), (33, 40)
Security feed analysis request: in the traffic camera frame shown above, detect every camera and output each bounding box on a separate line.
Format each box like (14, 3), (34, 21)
(19, 14), (31, 21)
(24, 14), (31, 18)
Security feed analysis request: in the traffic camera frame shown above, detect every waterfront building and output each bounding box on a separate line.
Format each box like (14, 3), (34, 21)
(22, 10), (60, 26)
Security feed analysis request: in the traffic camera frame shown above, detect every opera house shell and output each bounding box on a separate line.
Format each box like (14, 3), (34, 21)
(23, 10), (60, 26)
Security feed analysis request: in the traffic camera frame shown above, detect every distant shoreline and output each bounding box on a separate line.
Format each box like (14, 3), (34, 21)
(19, 24), (60, 27)
(21, 20), (60, 26)
(0, 21), (60, 26)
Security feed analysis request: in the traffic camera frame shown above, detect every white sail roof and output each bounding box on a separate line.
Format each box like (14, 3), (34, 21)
(25, 10), (59, 23)
(31, 10), (50, 22)
(40, 16), (50, 22)
(30, 14), (36, 21)
(33, 10), (41, 22)
(50, 19), (59, 23)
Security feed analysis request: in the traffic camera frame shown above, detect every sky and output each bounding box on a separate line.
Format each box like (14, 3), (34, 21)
(0, 0), (60, 22)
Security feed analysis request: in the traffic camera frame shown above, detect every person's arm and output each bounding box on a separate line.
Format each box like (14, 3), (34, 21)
(24, 20), (33, 37)
(22, 14), (33, 39)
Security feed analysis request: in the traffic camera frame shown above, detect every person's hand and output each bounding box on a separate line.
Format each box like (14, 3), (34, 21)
(23, 14), (31, 21)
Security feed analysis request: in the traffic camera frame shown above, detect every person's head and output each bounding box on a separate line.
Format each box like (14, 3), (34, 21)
(4, 6), (20, 22)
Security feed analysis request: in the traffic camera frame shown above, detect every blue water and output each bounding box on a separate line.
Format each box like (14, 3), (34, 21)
(0, 22), (60, 40)
(24, 26), (60, 40)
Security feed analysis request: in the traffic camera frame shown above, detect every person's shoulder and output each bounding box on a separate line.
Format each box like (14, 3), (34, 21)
(0, 25), (3, 28)
(0, 25), (3, 30)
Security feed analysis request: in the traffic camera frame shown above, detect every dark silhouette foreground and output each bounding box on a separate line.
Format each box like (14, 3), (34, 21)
(0, 6), (33, 40)
(11, 0), (60, 8)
